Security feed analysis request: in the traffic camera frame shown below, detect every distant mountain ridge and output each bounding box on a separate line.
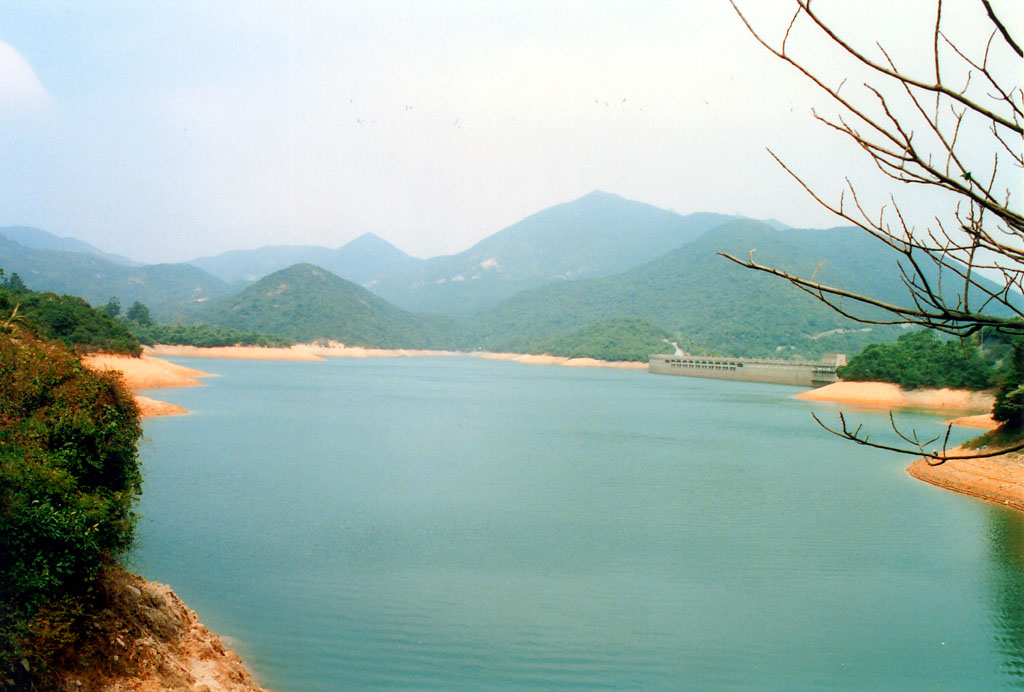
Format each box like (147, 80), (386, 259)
(188, 232), (423, 285)
(0, 235), (232, 321)
(459, 218), (1014, 359)
(182, 191), (737, 315)
(366, 191), (737, 314)
(0, 226), (139, 266)
(5, 192), (1014, 361)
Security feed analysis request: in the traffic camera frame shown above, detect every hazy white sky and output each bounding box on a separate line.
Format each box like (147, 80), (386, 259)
(0, 1), (1019, 263)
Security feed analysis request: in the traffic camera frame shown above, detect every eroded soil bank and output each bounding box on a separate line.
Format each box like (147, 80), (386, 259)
(47, 568), (271, 692)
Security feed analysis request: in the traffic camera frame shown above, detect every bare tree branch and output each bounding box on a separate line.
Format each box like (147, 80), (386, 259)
(812, 412), (1024, 464)
(728, 0), (1023, 460)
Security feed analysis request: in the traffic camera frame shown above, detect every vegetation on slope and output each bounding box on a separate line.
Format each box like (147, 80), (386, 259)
(0, 272), (141, 355)
(369, 190), (736, 315)
(837, 330), (994, 389)
(128, 320), (294, 348)
(0, 323), (142, 683)
(0, 235), (233, 322)
(528, 317), (676, 362)
(197, 263), (460, 349)
(461, 220), (916, 359)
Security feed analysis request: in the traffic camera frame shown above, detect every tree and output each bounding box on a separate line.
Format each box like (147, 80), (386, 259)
(102, 296), (121, 319)
(725, 1), (1022, 461)
(4, 272), (28, 294)
(993, 338), (1024, 429)
(125, 300), (152, 326)
(838, 330), (993, 390)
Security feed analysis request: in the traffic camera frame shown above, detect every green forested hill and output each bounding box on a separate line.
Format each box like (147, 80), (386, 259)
(367, 191), (736, 315)
(8, 195), (1018, 362)
(529, 317), (676, 362)
(837, 330), (994, 389)
(0, 236), (232, 321)
(190, 221), (992, 360)
(196, 263), (459, 348)
(459, 220), (943, 359)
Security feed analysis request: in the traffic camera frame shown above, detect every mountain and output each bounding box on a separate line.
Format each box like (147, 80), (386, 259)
(195, 263), (457, 348)
(330, 233), (424, 285)
(366, 191), (737, 315)
(0, 235), (233, 321)
(458, 219), (975, 359)
(0, 226), (138, 266)
(188, 233), (423, 285)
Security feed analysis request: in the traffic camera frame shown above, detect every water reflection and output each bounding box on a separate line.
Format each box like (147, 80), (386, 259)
(988, 508), (1024, 683)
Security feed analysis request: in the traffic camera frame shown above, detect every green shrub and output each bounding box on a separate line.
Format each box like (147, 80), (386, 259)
(0, 285), (141, 356)
(992, 338), (1024, 431)
(129, 320), (293, 348)
(0, 327), (142, 676)
(837, 330), (994, 390)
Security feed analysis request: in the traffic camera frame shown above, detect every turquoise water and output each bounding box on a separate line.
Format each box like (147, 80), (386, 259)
(133, 357), (1024, 691)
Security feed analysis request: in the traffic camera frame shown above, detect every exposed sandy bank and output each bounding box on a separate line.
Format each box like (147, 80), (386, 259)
(83, 353), (211, 389)
(944, 414), (998, 430)
(82, 354), (211, 418)
(132, 395), (189, 418)
(147, 344), (325, 361)
(797, 380), (994, 412)
(800, 381), (1016, 509)
(908, 450), (1024, 514)
(51, 568), (270, 692)
(469, 351), (647, 369)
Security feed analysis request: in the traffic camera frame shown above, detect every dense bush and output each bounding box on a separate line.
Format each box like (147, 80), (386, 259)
(128, 320), (293, 347)
(0, 327), (142, 676)
(529, 316), (676, 362)
(0, 283), (141, 356)
(837, 330), (994, 390)
(992, 338), (1024, 430)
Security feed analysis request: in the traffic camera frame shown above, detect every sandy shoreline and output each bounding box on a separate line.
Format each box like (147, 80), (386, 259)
(798, 381), (1024, 513)
(146, 343), (648, 369)
(908, 450), (1024, 514)
(796, 380), (998, 431)
(82, 345), (645, 417)
(796, 380), (995, 412)
(82, 353), (212, 418)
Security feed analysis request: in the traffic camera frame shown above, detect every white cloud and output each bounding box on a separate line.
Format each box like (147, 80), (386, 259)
(0, 41), (49, 120)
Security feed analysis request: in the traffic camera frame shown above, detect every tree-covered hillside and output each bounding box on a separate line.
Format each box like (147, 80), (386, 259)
(528, 317), (676, 362)
(0, 236), (233, 322)
(837, 330), (994, 389)
(196, 263), (459, 348)
(0, 273), (141, 355)
(367, 191), (736, 315)
(13, 196), (1016, 363)
(459, 219), (924, 359)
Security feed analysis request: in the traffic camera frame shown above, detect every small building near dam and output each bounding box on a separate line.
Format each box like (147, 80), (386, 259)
(649, 352), (846, 388)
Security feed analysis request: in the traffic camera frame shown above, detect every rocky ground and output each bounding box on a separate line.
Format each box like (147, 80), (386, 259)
(44, 568), (270, 692)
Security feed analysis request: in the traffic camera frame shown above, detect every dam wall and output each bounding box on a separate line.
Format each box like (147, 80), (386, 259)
(649, 353), (844, 388)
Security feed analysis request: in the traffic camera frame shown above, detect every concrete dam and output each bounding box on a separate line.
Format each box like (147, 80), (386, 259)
(649, 352), (846, 388)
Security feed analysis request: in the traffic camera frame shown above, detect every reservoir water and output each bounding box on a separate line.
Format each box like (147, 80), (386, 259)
(134, 356), (1024, 690)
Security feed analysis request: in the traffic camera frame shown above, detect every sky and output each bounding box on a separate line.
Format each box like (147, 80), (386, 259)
(0, 1), (1019, 264)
